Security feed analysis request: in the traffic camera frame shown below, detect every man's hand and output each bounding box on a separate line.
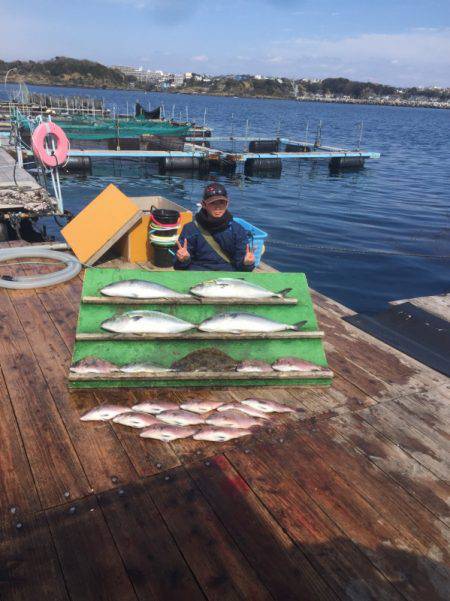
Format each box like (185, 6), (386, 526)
(176, 238), (190, 262)
(243, 243), (255, 265)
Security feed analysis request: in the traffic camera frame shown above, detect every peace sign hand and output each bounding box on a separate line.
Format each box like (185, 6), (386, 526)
(176, 238), (190, 262)
(243, 243), (255, 265)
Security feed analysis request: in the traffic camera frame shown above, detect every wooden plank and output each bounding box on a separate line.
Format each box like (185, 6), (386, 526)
(69, 368), (333, 382)
(225, 445), (404, 600)
(47, 495), (138, 601)
(292, 422), (450, 556)
(247, 430), (449, 600)
(0, 288), (90, 508)
(7, 284), (140, 498)
(76, 329), (325, 341)
(82, 295), (299, 305)
(98, 482), (205, 600)
(94, 388), (181, 477)
(0, 511), (69, 601)
(187, 455), (337, 600)
(330, 412), (450, 528)
(148, 466), (273, 600)
(393, 388), (450, 438)
(0, 367), (41, 516)
(359, 403), (449, 480)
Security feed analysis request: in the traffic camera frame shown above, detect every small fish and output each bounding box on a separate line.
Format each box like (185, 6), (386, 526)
(180, 400), (224, 414)
(198, 313), (307, 334)
(101, 279), (191, 299)
(217, 403), (270, 420)
(205, 410), (263, 429)
(120, 362), (172, 373)
(70, 356), (120, 374)
(112, 412), (159, 428)
(156, 410), (205, 426)
(242, 398), (295, 414)
(236, 360), (273, 373)
(193, 428), (252, 442)
(272, 357), (324, 372)
(140, 424), (198, 441)
(190, 278), (292, 299)
(131, 401), (179, 414)
(101, 310), (195, 334)
(80, 404), (129, 421)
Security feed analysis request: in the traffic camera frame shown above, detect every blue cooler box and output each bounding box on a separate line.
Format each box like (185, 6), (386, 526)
(233, 217), (268, 267)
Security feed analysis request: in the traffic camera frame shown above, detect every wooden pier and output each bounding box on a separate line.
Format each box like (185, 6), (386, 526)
(0, 242), (448, 600)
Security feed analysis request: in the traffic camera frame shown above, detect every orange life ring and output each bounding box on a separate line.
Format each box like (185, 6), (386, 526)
(32, 122), (69, 168)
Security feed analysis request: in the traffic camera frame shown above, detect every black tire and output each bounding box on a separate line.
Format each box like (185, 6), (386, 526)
(0, 221), (9, 242)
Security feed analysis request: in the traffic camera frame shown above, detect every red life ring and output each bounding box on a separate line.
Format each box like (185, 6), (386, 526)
(32, 122), (69, 168)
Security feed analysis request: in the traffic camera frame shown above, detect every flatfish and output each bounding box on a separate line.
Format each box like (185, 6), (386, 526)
(70, 356), (120, 374)
(199, 312), (307, 334)
(190, 278), (292, 299)
(101, 279), (190, 299)
(101, 310), (194, 334)
(140, 424), (198, 441)
(112, 412), (159, 428)
(80, 404), (129, 421)
(172, 348), (238, 372)
(193, 428), (252, 442)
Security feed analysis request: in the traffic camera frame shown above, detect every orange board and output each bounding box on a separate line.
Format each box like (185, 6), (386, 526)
(61, 184), (142, 265)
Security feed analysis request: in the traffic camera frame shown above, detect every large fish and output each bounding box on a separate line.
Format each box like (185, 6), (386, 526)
(190, 278), (292, 299)
(236, 360), (273, 373)
(101, 310), (195, 334)
(205, 410), (263, 429)
(131, 401), (179, 414)
(193, 428), (252, 442)
(272, 357), (324, 372)
(140, 424), (198, 441)
(199, 312), (307, 334)
(80, 404), (129, 421)
(120, 362), (172, 373)
(101, 279), (190, 299)
(242, 398), (295, 414)
(180, 400), (224, 414)
(70, 356), (120, 374)
(112, 412), (159, 428)
(156, 410), (205, 426)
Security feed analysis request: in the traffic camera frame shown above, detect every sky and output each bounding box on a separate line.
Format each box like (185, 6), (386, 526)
(1, 0), (450, 87)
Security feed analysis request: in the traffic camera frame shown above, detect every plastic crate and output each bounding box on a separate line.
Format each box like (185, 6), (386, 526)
(233, 217), (268, 267)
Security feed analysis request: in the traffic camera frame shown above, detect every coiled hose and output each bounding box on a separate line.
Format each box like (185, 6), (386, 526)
(0, 246), (81, 289)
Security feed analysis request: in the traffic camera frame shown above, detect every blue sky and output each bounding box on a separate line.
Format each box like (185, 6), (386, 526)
(2, 0), (450, 86)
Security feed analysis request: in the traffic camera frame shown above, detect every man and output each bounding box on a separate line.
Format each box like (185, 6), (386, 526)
(174, 183), (255, 271)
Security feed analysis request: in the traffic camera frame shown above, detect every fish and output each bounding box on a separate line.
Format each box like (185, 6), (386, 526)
(236, 360), (273, 372)
(140, 424), (198, 441)
(272, 357), (324, 372)
(193, 427), (252, 442)
(70, 356), (120, 374)
(156, 410), (205, 426)
(112, 412), (160, 428)
(131, 401), (179, 414)
(100, 279), (191, 299)
(172, 348), (237, 372)
(190, 278), (292, 299)
(180, 400), (225, 414)
(101, 310), (195, 334)
(80, 404), (129, 421)
(217, 403), (270, 420)
(120, 362), (172, 373)
(205, 410), (263, 429)
(241, 398), (295, 414)
(198, 313), (307, 334)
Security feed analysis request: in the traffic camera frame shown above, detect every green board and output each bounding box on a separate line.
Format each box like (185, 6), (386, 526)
(70, 269), (332, 388)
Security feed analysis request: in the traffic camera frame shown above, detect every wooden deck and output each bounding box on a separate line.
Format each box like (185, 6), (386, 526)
(1, 241), (449, 600)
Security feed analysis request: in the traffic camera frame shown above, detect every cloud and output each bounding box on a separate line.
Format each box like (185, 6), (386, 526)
(192, 55), (208, 62)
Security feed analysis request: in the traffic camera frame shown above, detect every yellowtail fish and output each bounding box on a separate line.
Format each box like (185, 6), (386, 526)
(156, 410), (205, 426)
(101, 311), (194, 334)
(112, 412), (160, 428)
(193, 428), (252, 441)
(190, 278), (292, 299)
(131, 401), (179, 414)
(241, 398), (295, 413)
(101, 279), (191, 299)
(180, 400), (224, 414)
(140, 424), (198, 441)
(198, 313), (307, 334)
(70, 356), (120, 374)
(80, 404), (129, 421)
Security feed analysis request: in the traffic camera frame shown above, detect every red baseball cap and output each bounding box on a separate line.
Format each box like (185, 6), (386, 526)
(203, 183), (228, 203)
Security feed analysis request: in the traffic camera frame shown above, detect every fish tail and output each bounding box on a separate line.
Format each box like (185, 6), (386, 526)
(292, 320), (307, 330)
(276, 287), (293, 298)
